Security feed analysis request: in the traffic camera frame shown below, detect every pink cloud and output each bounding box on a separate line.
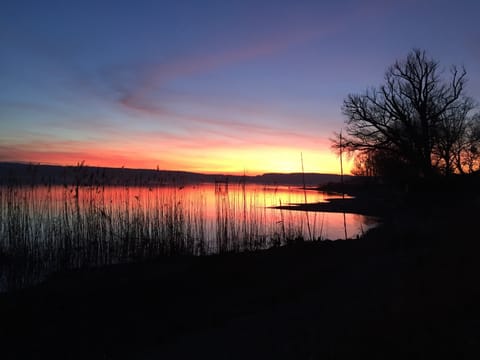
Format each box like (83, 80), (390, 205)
(118, 22), (336, 113)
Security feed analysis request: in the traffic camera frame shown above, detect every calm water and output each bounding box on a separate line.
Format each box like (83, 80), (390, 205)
(0, 183), (376, 291)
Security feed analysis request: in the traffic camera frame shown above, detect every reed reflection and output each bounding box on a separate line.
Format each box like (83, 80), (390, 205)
(0, 183), (375, 291)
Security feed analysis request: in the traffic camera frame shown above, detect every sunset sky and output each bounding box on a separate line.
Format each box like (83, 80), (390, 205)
(1, 0), (479, 175)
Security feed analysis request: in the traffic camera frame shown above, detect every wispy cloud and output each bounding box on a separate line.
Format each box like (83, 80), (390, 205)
(117, 21), (337, 114)
(2, 0), (412, 174)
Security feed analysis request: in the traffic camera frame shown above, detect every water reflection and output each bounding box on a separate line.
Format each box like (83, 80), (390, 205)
(0, 183), (376, 291)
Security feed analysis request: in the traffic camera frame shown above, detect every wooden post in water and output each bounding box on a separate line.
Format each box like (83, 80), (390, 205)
(301, 152), (312, 241)
(339, 131), (348, 240)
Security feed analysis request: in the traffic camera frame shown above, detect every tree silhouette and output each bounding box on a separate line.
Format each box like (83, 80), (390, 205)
(335, 49), (479, 178)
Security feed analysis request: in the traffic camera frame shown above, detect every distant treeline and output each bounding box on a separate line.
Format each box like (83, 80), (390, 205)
(0, 162), (345, 186)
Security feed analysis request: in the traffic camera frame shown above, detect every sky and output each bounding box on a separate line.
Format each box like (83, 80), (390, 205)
(1, 0), (479, 175)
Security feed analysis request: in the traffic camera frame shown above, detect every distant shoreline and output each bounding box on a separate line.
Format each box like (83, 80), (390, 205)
(0, 162), (347, 187)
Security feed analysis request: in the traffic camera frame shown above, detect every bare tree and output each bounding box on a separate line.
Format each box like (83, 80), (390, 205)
(433, 101), (473, 175)
(336, 49), (477, 178)
(455, 114), (480, 173)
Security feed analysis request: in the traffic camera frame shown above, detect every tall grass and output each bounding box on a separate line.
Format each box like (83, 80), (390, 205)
(0, 179), (375, 291)
(0, 182), (321, 291)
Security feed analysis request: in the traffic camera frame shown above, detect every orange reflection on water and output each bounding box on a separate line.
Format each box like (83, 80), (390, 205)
(0, 183), (377, 291)
(6, 183), (375, 245)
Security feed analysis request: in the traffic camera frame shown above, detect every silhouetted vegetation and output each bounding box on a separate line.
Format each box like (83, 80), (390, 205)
(335, 49), (480, 179)
(1, 188), (479, 359)
(0, 169), (364, 292)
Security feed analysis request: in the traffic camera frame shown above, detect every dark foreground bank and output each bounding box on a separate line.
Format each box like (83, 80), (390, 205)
(1, 196), (480, 359)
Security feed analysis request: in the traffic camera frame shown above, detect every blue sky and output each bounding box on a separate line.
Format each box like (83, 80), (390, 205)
(1, 0), (479, 174)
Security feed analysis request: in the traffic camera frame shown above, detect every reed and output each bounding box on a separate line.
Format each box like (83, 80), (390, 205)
(0, 180), (323, 291)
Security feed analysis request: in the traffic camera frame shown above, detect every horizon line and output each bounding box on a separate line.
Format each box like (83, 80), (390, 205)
(0, 160), (345, 177)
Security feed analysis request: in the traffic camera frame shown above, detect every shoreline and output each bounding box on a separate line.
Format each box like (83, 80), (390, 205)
(1, 190), (479, 359)
(273, 196), (392, 217)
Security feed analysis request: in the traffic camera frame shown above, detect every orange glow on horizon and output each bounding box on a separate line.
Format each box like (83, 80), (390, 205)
(1, 145), (352, 175)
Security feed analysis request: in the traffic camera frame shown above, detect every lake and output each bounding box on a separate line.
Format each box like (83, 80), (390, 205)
(0, 183), (376, 291)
